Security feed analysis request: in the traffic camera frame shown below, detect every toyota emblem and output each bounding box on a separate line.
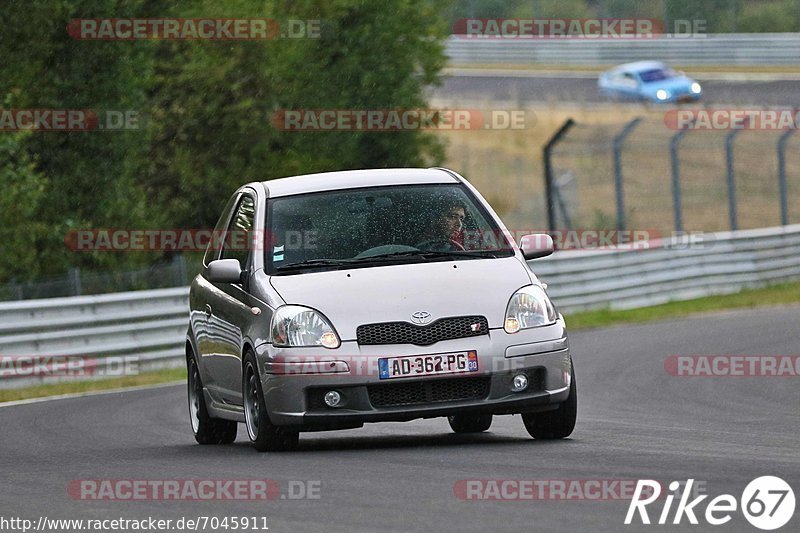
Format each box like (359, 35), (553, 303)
(411, 311), (432, 324)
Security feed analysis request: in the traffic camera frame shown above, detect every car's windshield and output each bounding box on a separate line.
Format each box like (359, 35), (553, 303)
(265, 184), (514, 274)
(638, 68), (677, 83)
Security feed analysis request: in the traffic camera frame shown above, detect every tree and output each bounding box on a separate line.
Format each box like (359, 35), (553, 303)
(0, 131), (47, 283)
(0, 0), (154, 279)
(0, 0), (449, 283)
(138, 0), (448, 228)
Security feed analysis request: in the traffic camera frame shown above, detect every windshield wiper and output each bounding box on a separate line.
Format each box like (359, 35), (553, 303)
(355, 249), (500, 261)
(275, 250), (502, 273)
(274, 258), (358, 272)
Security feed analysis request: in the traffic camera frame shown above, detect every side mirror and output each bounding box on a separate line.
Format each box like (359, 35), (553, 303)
(207, 258), (243, 283)
(519, 234), (554, 260)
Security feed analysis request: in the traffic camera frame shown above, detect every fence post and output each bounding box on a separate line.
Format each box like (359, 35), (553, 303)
(777, 128), (796, 226)
(553, 172), (574, 229)
(69, 267), (82, 296)
(8, 280), (23, 300)
(725, 129), (743, 231)
(612, 117), (642, 231)
(175, 254), (188, 286)
(670, 125), (692, 233)
(543, 118), (575, 232)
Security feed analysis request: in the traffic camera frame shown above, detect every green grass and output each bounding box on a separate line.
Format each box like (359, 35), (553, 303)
(566, 281), (800, 330)
(0, 367), (186, 404)
(2, 281), (799, 403)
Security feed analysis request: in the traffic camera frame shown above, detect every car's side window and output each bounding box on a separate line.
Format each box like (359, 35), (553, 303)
(620, 72), (638, 87)
(220, 194), (256, 273)
(203, 193), (240, 266)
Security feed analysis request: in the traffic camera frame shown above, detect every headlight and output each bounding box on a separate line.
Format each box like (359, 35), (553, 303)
(656, 89), (670, 101)
(504, 285), (557, 333)
(690, 82), (702, 94)
(271, 305), (340, 348)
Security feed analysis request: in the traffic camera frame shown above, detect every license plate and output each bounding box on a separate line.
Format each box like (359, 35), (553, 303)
(378, 351), (478, 380)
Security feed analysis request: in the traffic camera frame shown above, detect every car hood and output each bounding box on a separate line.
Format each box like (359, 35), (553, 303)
(269, 256), (534, 341)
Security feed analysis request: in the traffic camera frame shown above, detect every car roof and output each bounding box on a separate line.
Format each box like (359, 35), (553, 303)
(612, 61), (666, 73)
(260, 168), (460, 197)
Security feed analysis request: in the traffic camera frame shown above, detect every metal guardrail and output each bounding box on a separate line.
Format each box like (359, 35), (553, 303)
(535, 224), (800, 311)
(2, 224), (799, 388)
(445, 34), (800, 66)
(0, 287), (189, 388)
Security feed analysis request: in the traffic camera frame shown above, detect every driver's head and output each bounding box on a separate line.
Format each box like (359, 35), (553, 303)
(426, 196), (467, 239)
(441, 204), (465, 235)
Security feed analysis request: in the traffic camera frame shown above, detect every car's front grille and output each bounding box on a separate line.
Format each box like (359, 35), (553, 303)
(356, 316), (489, 346)
(367, 376), (490, 407)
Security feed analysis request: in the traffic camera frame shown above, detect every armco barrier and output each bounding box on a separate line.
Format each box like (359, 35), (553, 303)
(445, 34), (800, 67)
(1, 225), (799, 389)
(0, 287), (189, 389)
(534, 225), (800, 310)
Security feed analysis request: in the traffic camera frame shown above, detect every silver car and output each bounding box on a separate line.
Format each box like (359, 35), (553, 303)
(186, 168), (576, 451)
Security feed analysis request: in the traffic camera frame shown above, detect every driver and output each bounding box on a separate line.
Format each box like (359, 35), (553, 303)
(416, 197), (467, 251)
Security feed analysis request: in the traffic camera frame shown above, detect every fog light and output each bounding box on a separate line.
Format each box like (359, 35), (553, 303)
(323, 390), (342, 407)
(511, 373), (529, 392)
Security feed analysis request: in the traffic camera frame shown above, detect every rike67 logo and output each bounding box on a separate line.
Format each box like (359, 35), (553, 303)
(625, 477), (795, 530)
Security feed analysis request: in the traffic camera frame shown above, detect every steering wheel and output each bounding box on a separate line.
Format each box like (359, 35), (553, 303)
(414, 239), (465, 251)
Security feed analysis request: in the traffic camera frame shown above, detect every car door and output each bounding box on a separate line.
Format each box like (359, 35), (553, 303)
(193, 192), (239, 388)
(204, 192), (258, 404)
(617, 71), (641, 99)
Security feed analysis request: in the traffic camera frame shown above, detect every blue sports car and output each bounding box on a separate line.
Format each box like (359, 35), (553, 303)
(598, 61), (702, 103)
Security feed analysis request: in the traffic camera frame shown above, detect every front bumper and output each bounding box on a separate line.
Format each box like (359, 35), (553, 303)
(254, 320), (572, 429)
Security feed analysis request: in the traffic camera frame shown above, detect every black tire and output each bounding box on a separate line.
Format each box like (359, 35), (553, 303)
(447, 413), (493, 433)
(243, 353), (299, 452)
(521, 361), (577, 440)
(187, 352), (237, 445)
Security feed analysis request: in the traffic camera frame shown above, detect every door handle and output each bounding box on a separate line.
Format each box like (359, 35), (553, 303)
(205, 304), (212, 317)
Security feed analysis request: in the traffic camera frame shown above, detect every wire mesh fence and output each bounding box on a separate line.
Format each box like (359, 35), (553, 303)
(0, 255), (201, 302)
(547, 116), (800, 235)
(4, 115), (799, 302)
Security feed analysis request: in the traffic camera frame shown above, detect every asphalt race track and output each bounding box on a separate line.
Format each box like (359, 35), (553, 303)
(1, 306), (798, 532)
(440, 73), (800, 106)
